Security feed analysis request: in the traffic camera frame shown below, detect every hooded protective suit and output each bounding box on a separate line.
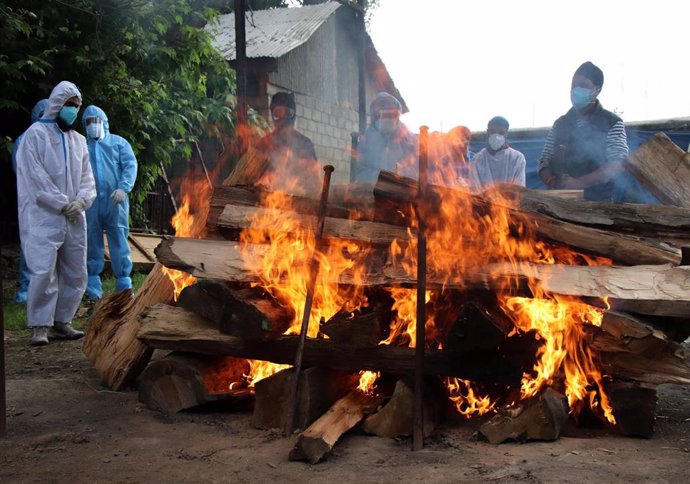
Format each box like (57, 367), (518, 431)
(11, 98), (50, 303)
(15, 81), (96, 327)
(81, 105), (137, 299)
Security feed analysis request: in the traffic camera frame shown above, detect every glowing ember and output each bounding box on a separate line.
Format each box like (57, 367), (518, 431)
(357, 370), (380, 395)
(445, 377), (496, 418)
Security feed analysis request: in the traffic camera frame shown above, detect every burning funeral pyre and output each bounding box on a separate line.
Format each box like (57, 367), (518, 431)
(84, 132), (690, 464)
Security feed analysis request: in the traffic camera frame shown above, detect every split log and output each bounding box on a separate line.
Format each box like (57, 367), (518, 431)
(320, 303), (391, 347)
(217, 204), (410, 246)
(155, 237), (690, 317)
(495, 184), (690, 239)
(606, 382), (657, 438)
(138, 304), (524, 383)
(138, 352), (251, 415)
(83, 263), (174, 390)
(252, 367), (357, 431)
(362, 378), (438, 438)
(177, 280), (291, 338)
(591, 311), (690, 385)
(289, 391), (382, 464)
(625, 133), (690, 208)
(374, 171), (682, 265)
(221, 146), (269, 186)
(479, 388), (570, 444)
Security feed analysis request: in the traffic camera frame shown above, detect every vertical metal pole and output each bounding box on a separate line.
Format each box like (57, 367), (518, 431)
(413, 126), (429, 451)
(234, 0), (248, 126)
(0, 243), (6, 438)
(357, 0), (367, 134)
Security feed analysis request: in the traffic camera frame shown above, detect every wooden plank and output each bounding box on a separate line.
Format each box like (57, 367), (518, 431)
(625, 132), (690, 208)
(154, 237), (690, 317)
(217, 204), (410, 246)
(137, 304), (523, 382)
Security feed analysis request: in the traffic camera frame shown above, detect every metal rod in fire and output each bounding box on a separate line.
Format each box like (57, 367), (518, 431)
(283, 164), (336, 436)
(413, 126), (429, 451)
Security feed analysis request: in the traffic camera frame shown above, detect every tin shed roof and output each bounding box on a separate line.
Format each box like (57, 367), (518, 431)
(208, 2), (341, 60)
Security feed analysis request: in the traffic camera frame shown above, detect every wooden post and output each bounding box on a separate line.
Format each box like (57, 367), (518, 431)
(234, 0), (247, 127)
(357, 0), (366, 134)
(413, 126), (429, 451)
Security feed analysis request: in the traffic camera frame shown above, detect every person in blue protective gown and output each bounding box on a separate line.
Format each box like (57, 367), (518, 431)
(16, 81), (96, 346)
(11, 98), (49, 303)
(80, 105), (138, 300)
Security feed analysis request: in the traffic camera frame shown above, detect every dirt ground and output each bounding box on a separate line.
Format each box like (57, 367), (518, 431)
(1, 327), (689, 484)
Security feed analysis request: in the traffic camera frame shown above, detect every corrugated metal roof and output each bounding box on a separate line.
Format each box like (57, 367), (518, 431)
(207, 2), (341, 60)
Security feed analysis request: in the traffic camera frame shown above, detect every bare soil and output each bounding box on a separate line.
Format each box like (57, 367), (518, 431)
(1, 329), (689, 484)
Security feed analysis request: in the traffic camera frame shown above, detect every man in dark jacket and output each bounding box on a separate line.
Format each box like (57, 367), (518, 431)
(537, 61), (628, 201)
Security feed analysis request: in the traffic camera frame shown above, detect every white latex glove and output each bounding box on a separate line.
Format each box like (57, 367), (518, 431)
(61, 198), (86, 223)
(111, 188), (127, 204)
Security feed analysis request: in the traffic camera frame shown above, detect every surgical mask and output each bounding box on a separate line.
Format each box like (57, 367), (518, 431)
(376, 118), (399, 134)
(570, 87), (593, 108)
(488, 133), (506, 151)
(86, 123), (104, 140)
(59, 106), (79, 126)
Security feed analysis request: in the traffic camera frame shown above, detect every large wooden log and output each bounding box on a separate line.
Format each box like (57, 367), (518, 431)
(592, 311), (690, 385)
(155, 237), (690, 317)
(625, 133), (690, 208)
(138, 304), (524, 383)
(177, 280), (291, 338)
(217, 204), (410, 246)
(289, 391), (382, 464)
(495, 184), (690, 239)
(374, 171), (682, 265)
(83, 263), (174, 390)
(138, 352), (251, 415)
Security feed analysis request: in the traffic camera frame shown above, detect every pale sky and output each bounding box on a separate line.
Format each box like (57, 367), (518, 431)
(369, 0), (690, 132)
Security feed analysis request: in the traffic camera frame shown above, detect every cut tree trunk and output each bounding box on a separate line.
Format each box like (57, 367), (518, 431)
(177, 280), (291, 338)
(83, 263), (174, 390)
(137, 304), (524, 383)
(289, 391), (382, 464)
(625, 133), (690, 208)
(217, 204), (410, 247)
(252, 367), (357, 431)
(374, 171), (681, 266)
(155, 237), (690, 317)
(138, 352), (251, 415)
(479, 388), (570, 444)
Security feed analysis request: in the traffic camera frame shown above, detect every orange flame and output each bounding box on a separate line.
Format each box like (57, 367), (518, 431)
(357, 370), (380, 395)
(445, 377), (496, 418)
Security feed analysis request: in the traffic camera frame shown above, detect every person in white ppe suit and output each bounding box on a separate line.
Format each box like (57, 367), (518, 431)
(15, 81), (96, 346)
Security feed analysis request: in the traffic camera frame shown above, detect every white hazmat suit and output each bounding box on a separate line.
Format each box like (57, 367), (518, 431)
(16, 81), (96, 329)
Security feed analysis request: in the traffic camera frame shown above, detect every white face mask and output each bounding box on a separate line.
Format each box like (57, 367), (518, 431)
(376, 118), (399, 134)
(86, 122), (104, 140)
(488, 133), (505, 151)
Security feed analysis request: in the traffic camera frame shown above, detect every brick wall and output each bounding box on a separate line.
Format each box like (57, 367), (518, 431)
(267, 84), (358, 185)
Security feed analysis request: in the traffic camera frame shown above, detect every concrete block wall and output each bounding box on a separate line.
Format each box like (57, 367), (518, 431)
(267, 84), (358, 185)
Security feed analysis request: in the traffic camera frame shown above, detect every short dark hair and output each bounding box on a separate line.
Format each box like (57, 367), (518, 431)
(270, 91), (296, 111)
(488, 116), (509, 130)
(574, 61), (604, 88)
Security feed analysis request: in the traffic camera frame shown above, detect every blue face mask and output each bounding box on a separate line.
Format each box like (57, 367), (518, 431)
(570, 87), (593, 109)
(59, 106), (79, 125)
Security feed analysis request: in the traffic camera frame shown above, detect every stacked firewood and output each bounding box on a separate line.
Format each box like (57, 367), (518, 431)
(84, 132), (690, 462)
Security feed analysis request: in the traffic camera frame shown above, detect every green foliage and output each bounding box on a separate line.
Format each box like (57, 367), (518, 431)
(1, 0), (238, 228)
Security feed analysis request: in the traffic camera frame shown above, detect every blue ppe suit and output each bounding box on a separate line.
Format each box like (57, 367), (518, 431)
(11, 99), (49, 303)
(81, 105), (138, 299)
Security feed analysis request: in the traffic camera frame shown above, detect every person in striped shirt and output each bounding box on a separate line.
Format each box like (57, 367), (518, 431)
(537, 61), (628, 201)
